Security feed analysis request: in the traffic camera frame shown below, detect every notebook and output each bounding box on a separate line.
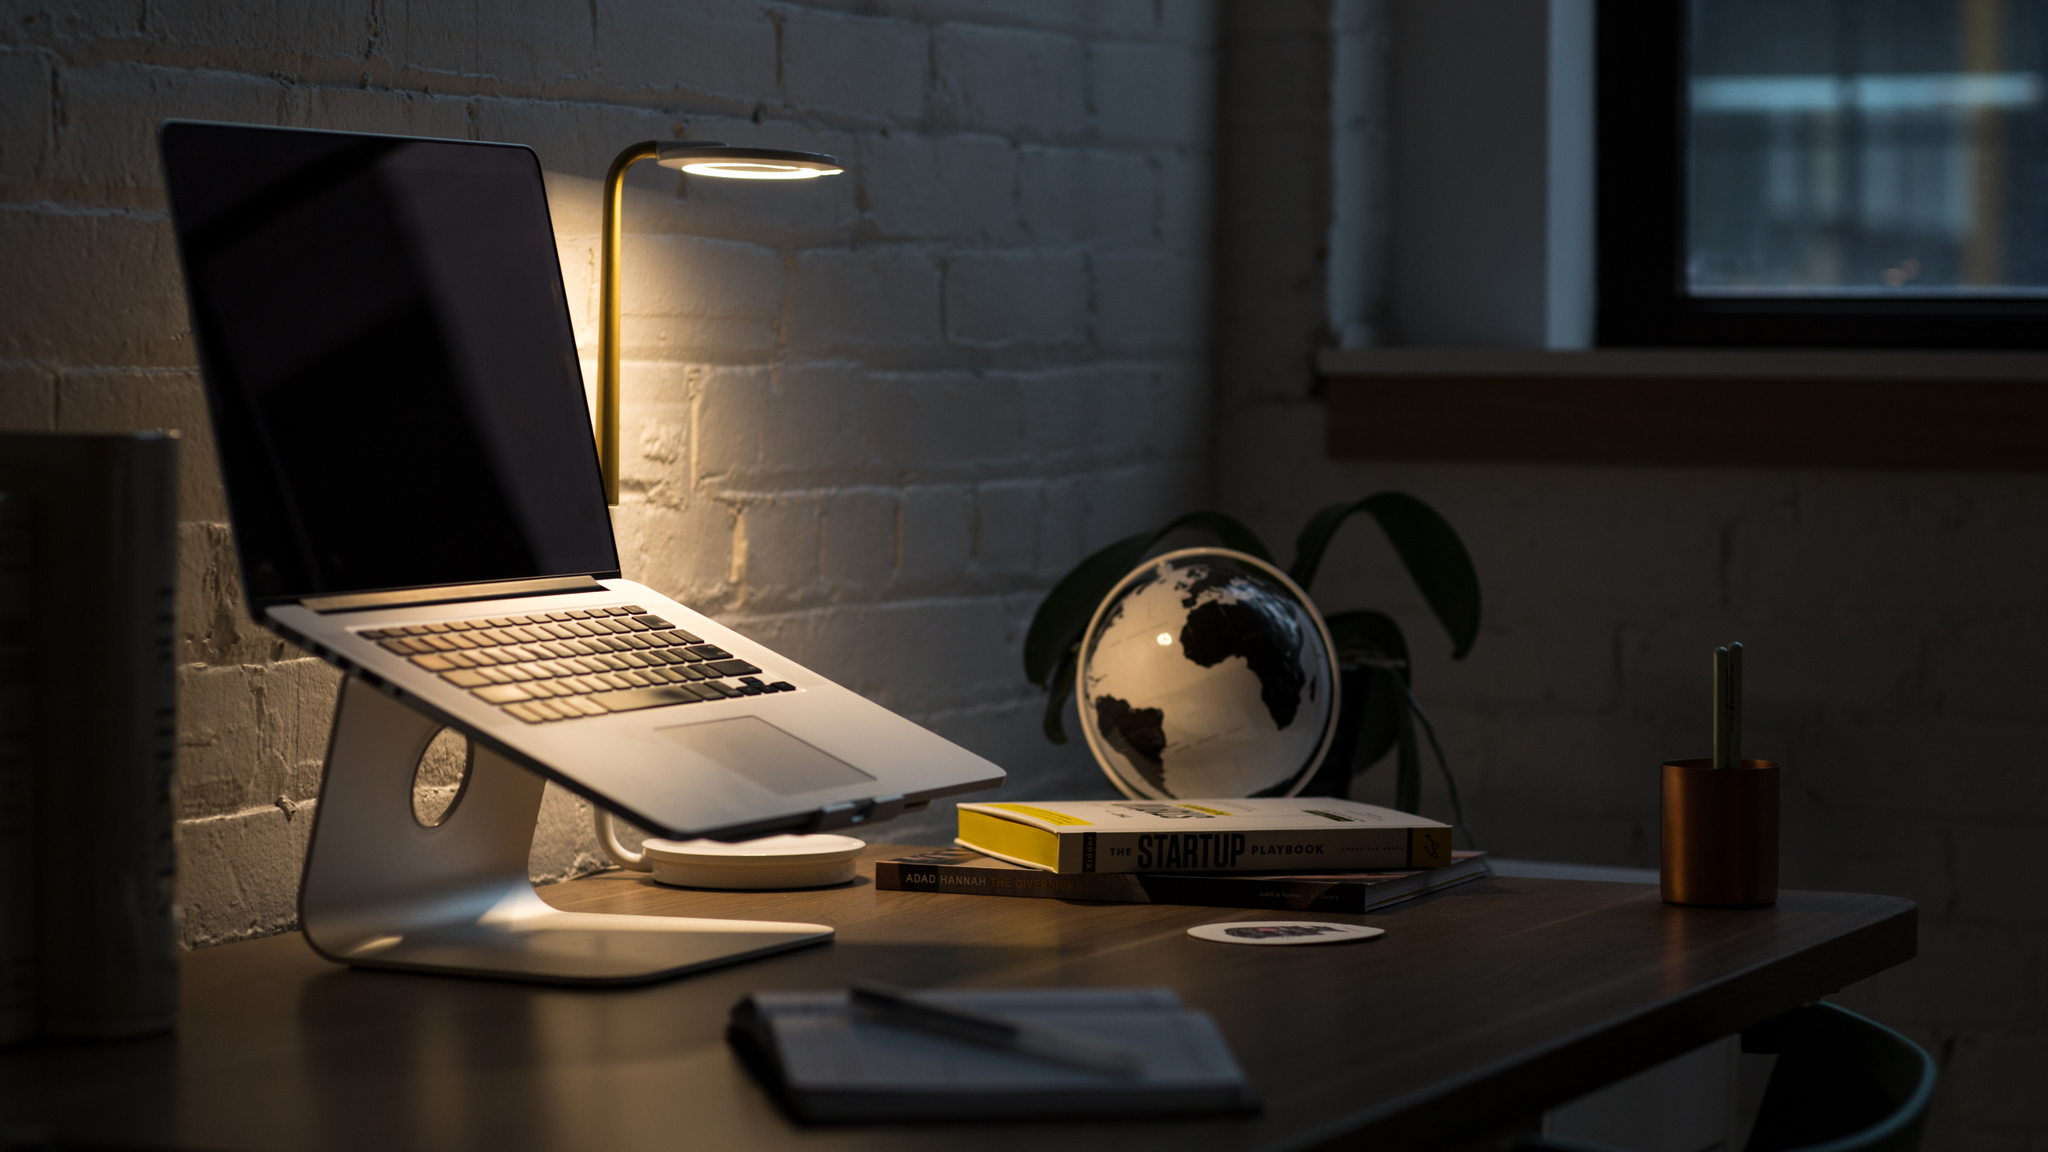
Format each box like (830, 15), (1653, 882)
(729, 986), (1257, 1122)
(157, 120), (1004, 840)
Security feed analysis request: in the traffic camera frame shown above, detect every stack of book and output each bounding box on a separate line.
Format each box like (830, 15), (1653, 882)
(875, 797), (1489, 914)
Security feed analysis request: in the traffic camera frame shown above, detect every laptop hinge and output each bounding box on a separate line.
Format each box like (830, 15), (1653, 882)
(302, 575), (606, 614)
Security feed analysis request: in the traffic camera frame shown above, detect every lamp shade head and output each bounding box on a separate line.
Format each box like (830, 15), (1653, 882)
(654, 142), (844, 180)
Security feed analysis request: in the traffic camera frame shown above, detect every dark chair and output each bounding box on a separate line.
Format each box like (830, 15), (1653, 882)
(1515, 1002), (1937, 1152)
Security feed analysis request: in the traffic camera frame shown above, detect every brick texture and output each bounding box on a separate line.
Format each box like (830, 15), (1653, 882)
(0, 0), (1215, 949)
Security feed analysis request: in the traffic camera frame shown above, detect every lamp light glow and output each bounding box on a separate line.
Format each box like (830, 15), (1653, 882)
(596, 140), (843, 504)
(677, 161), (840, 179)
(656, 142), (843, 179)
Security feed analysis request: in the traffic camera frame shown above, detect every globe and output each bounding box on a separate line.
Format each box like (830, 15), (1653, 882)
(1077, 547), (1339, 799)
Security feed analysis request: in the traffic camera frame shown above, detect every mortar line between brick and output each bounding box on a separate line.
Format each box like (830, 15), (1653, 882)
(179, 799), (319, 828)
(0, 199), (167, 220)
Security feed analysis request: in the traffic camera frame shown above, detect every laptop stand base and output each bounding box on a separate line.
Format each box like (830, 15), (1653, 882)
(297, 676), (833, 984)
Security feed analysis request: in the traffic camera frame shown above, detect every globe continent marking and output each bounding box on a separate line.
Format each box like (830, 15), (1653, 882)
(1079, 553), (1334, 799)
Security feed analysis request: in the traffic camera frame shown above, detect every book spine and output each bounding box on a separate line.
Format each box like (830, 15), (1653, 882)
(875, 860), (1380, 912)
(879, 859), (1146, 902)
(1067, 827), (1429, 873)
(29, 436), (180, 1039)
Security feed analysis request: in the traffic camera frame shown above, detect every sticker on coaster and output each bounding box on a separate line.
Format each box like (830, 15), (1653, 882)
(1187, 921), (1386, 946)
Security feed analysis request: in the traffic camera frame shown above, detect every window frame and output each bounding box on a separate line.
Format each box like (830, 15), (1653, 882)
(1595, 0), (2048, 349)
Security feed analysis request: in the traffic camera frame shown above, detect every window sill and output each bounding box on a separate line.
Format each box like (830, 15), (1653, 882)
(1319, 347), (2048, 469)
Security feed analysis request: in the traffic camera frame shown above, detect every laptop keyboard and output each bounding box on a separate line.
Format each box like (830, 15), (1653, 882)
(356, 604), (795, 724)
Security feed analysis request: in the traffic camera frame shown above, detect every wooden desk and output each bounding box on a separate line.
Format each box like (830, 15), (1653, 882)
(4, 847), (1914, 1152)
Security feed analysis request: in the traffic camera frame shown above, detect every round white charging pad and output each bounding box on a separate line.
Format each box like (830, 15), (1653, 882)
(1187, 921), (1386, 946)
(639, 834), (865, 890)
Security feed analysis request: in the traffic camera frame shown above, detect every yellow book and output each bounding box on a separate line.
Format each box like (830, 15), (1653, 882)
(956, 798), (1453, 874)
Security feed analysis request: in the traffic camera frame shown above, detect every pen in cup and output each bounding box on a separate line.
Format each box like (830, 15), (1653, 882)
(848, 979), (1151, 1077)
(1713, 641), (1743, 770)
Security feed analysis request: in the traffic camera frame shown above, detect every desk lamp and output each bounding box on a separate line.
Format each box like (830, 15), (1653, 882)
(594, 141), (844, 505)
(591, 141), (853, 884)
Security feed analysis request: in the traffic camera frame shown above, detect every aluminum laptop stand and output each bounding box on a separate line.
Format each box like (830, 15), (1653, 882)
(298, 675), (833, 983)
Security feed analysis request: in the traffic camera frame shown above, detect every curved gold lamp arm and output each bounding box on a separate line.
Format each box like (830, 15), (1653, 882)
(597, 140), (662, 507)
(594, 139), (840, 506)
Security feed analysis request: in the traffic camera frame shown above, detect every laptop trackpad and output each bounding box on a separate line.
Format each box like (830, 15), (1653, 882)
(656, 716), (876, 795)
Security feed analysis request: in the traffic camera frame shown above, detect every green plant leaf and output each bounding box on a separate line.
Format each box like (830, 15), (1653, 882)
(1022, 510), (1273, 689)
(1041, 646), (1078, 744)
(1289, 492), (1481, 660)
(1024, 533), (1150, 688)
(1351, 667), (1402, 778)
(1327, 611), (1411, 780)
(1325, 609), (1410, 671)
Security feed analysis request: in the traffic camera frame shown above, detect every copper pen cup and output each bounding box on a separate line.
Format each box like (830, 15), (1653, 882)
(1661, 758), (1779, 906)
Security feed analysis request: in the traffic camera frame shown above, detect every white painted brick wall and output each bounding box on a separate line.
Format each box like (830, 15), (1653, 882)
(780, 8), (928, 122)
(946, 250), (1091, 346)
(934, 24), (1090, 137)
(1211, 5), (2048, 1145)
(0, 0), (1216, 949)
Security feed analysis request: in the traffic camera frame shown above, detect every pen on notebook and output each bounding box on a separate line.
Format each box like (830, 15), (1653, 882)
(848, 979), (1151, 1077)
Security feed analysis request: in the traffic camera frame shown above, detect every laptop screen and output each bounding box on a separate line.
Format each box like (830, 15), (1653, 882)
(161, 122), (619, 604)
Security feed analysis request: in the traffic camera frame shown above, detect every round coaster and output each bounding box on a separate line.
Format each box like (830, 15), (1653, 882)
(641, 834), (865, 890)
(1187, 921), (1386, 946)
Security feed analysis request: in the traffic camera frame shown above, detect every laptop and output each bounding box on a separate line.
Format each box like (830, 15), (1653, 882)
(159, 121), (1005, 842)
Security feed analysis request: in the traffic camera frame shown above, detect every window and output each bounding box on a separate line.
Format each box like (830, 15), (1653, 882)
(1598, 0), (2048, 346)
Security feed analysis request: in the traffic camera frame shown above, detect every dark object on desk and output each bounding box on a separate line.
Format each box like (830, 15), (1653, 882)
(1662, 759), (1779, 906)
(1514, 1001), (1934, 1152)
(728, 985), (1255, 1122)
(1663, 641), (1777, 907)
(0, 492), (31, 1042)
(0, 434), (180, 1042)
(848, 979), (1150, 1076)
(0, 853), (1916, 1152)
(875, 846), (1488, 912)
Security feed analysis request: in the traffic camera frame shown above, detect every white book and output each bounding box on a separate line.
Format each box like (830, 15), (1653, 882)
(956, 797), (1453, 874)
